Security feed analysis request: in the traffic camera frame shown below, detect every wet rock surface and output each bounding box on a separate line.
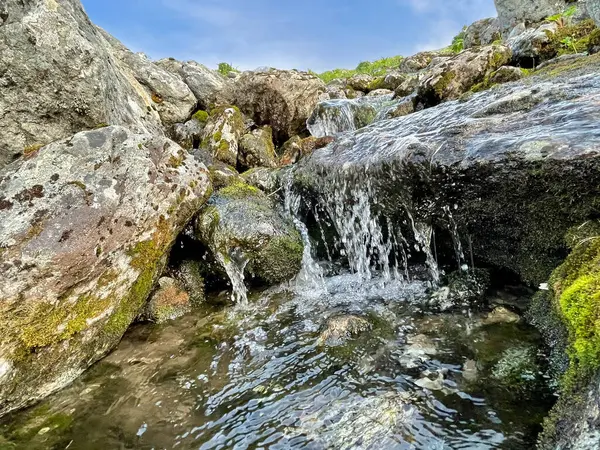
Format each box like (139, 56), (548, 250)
(0, 126), (211, 416)
(296, 62), (600, 286)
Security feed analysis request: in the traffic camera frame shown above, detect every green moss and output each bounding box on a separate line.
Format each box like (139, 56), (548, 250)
(192, 110), (209, 123)
(314, 55), (403, 83)
(252, 232), (304, 284)
(433, 71), (456, 97)
(218, 181), (262, 199)
(22, 144), (43, 157)
(213, 131), (222, 143)
(543, 19), (598, 59)
(366, 77), (385, 91)
(168, 151), (185, 168)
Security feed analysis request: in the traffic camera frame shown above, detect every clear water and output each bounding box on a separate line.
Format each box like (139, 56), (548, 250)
(0, 269), (553, 450)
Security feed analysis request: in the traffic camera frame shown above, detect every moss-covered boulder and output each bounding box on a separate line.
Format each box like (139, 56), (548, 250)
(194, 182), (303, 286)
(200, 106), (246, 166)
(417, 44), (512, 106)
(0, 126), (212, 417)
(238, 126), (277, 169)
(529, 222), (600, 449)
(170, 112), (208, 150)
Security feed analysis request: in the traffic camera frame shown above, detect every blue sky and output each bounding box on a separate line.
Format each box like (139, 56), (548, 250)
(82, 0), (497, 72)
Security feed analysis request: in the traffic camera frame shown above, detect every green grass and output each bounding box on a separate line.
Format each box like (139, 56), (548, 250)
(217, 62), (239, 76)
(313, 55), (404, 84)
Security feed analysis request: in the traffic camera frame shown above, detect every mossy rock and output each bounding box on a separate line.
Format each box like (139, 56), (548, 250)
(194, 181), (303, 288)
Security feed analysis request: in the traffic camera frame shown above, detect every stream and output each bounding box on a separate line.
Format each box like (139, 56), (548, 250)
(0, 264), (554, 449)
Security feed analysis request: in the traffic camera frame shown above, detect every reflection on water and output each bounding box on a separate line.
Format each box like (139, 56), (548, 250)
(0, 271), (554, 450)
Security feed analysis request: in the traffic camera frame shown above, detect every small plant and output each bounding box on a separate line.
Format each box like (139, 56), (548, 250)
(560, 36), (579, 53)
(546, 5), (578, 28)
(314, 55), (403, 83)
(450, 26), (467, 53)
(218, 62), (239, 76)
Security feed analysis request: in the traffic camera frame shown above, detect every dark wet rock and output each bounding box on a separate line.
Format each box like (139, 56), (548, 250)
(417, 44), (512, 106)
(200, 106), (247, 166)
(0, 126), (211, 417)
(156, 58), (229, 109)
(194, 182), (303, 286)
(464, 17), (502, 48)
(387, 96), (417, 118)
(170, 114), (207, 150)
(238, 126), (277, 169)
(491, 346), (540, 388)
(295, 60), (600, 285)
(231, 69), (326, 145)
(430, 270), (490, 310)
(318, 315), (372, 346)
(0, 0), (164, 169)
(143, 277), (191, 323)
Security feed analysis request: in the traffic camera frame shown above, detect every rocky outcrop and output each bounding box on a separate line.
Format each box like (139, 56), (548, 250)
(399, 51), (439, 73)
(194, 182), (303, 285)
(238, 126), (278, 169)
(156, 58), (229, 109)
(98, 29), (196, 126)
(464, 18), (502, 48)
(231, 69), (327, 144)
(200, 106), (246, 166)
(417, 44), (512, 106)
(0, 126), (212, 416)
(0, 0), (164, 170)
(494, 0), (566, 32)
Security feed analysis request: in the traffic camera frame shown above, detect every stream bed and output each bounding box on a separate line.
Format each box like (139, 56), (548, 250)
(0, 269), (554, 450)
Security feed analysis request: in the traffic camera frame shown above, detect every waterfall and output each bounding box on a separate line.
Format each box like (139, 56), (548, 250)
(217, 249), (250, 306)
(307, 95), (401, 138)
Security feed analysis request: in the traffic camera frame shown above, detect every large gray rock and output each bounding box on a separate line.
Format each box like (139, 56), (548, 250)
(0, 126), (211, 417)
(195, 182), (303, 286)
(494, 0), (566, 32)
(0, 0), (164, 170)
(507, 22), (558, 66)
(464, 18), (502, 48)
(98, 28), (197, 126)
(156, 58), (229, 109)
(417, 44), (512, 106)
(231, 69), (327, 144)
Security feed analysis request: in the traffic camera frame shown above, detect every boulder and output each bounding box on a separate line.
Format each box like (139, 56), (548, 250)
(417, 44), (512, 106)
(464, 17), (502, 48)
(346, 74), (375, 92)
(279, 136), (335, 166)
(0, 0), (163, 170)
(241, 167), (279, 192)
(0, 126), (211, 417)
(170, 112), (208, 150)
(489, 65), (525, 84)
(98, 28), (196, 126)
(156, 58), (229, 109)
(238, 126), (278, 169)
(231, 69), (327, 144)
(399, 51), (438, 73)
(142, 277), (191, 323)
(200, 106), (246, 166)
(507, 22), (558, 67)
(494, 0), (567, 32)
(194, 182), (303, 286)
(307, 99), (380, 137)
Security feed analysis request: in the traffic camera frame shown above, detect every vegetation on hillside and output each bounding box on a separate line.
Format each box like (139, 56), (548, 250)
(313, 55), (403, 83)
(217, 62), (239, 76)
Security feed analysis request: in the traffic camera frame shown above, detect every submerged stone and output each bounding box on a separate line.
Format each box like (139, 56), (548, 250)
(318, 315), (372, 346)
(143, 277), (191, 323)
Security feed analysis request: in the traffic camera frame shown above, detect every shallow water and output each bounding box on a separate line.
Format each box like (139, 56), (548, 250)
(0, 269), (554, 450)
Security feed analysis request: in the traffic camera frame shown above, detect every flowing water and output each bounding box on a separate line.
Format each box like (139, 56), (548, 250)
(0, 265), (554, 449)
